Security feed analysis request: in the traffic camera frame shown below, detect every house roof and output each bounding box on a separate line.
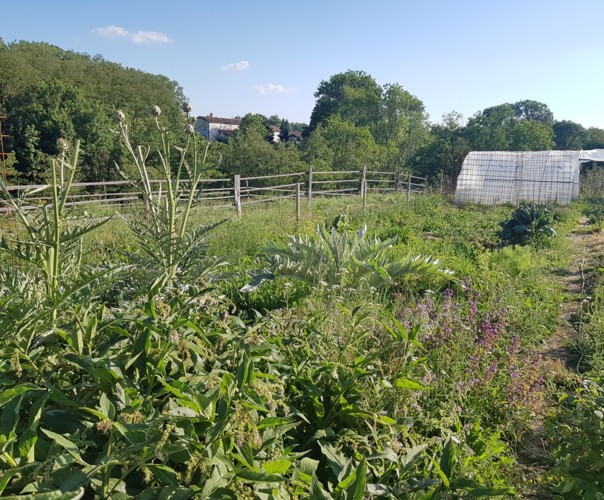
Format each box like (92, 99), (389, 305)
(197, 115), (241, 126)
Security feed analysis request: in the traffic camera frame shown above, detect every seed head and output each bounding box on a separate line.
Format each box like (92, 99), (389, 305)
(185, 124), (195, 135)
(115, 110), (126, 123)
(182, 101), (192, 114)
(151, 105), (162, 117)
(56, 138), (69, 151)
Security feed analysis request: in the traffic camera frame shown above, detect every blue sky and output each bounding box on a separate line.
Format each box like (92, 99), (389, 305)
(3, 0), (604, 128)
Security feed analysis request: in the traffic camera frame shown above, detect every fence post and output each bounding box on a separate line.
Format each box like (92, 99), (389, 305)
(233, 174), (242, 216)
(362, 178), (367, 212)
(406, 174), (412, 206)
(295, 183), (301, 225)
(307, 165), (313, 207)
(360, 165), (367, 197)
(395, 172), (401, 192)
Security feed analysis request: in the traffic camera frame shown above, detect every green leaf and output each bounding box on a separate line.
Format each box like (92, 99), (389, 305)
(147, 464), (179, 486)
(310, 476), (333, 499)
(299, 457), (320, 477)
(236, 470), (284, 483)
(318, 441), (351, 482)
(99, 393), (116, 421)
(0, 488), (85, 500)
(0, 464), (38, 495)
(440, 437), (456, 481)
(233, 442), (255, 469)
(0, 384), (40, 407)
(345, 458), (366, 500)
(40, 428), (87, 464)
(262, 459), (292, 475)
(394, 377), (428, 390)
(256, 416), (296, 430)
(125, 329), (150, 371)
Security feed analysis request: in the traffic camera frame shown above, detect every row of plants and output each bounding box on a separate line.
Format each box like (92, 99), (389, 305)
(0, 109), (595, 498)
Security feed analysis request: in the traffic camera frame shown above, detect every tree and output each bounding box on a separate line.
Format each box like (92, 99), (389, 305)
(413, 112), (471, 181)
(553, 120), (586, 150)
(306, 71), (429, 172)
(0, 40), (189, 182)
(374, 83), (430, 171)
(304, 115), (382, 171)
(236, 113), (274, 143)
(508, 120), (554, 151)
(584, 127), (604, 149)
(512, 100), (554, 126)
(279, 119), (290, 142)
(306, 70), (382, 136)
(221, 114), (304, 178)
(464, 100), (555, 151)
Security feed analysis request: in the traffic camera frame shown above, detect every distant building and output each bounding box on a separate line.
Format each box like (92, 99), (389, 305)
(288, 131), (302, 143)
(194, 114), (241, 141)
(270, 125), (281, 143)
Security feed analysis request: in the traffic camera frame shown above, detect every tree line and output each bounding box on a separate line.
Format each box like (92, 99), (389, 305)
(1, 41), (603, 185)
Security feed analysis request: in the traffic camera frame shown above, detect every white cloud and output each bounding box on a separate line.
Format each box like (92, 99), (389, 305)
(92, 25), (129, 38)
(221, 60), (250, 72)
(130, 31), (172, 44)
(92, 25), (172, 45)
(253, 83), (299, 95)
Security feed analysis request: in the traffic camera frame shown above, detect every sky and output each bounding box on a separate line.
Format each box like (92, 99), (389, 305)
(3, 0), (604, 128)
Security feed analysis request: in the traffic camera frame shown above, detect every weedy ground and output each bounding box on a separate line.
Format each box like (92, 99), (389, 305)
(1, 188), (602, 498)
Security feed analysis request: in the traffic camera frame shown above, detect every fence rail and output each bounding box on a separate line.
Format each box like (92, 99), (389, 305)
(1, 167), (428, 215)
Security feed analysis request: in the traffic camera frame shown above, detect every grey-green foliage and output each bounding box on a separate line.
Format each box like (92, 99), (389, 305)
(0, 140), (117, 334)
(114, 106), (226, 291)
(499, 202), (557, 246)
(241, 223), (454, 292)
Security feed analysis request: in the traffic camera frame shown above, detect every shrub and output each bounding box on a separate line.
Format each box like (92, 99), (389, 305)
(499, 203), (557, 246)
(241, 224), (454, 293)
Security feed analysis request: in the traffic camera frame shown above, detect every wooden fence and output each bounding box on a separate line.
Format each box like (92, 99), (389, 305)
(0, 167), (428, 215)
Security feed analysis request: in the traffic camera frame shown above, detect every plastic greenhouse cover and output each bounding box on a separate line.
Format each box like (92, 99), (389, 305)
(454, 150), (585, 205)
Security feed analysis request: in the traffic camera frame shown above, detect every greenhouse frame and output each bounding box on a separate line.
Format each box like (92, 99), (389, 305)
(454, 150), (604, 205)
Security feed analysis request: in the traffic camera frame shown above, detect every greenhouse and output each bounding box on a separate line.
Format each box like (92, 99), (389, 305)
(454, 150), (604, 205)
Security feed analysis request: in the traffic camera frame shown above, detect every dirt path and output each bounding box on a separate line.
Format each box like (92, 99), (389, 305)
(543, 217), (604, 374)
(515, 216), (604, 497)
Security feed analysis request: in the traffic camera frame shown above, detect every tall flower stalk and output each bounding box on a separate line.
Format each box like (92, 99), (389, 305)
(114, 105), (223, 288)
(0, 140), (114, 341)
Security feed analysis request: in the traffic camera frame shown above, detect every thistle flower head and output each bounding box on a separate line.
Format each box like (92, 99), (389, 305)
(182, 101), (192, 114)
(185, 124), (195, 135)
(151, 105), (161, 117)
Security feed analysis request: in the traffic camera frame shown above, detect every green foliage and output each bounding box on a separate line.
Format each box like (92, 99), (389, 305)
(304, 115), (382, 171)
(242, 223), (454, 293)
(547, 378), (604, 497)
(485, 245), (536, 279)
(499, 203), (557, 245)
(306, 71), (429, 173)
(0, 180), (586, 496)
(554, 120), (587, 150)
(464, 101), (555, 152)
(0, 140), (117, 327)
(220, 113), (305, 179)
(0, 40), (187, 183)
